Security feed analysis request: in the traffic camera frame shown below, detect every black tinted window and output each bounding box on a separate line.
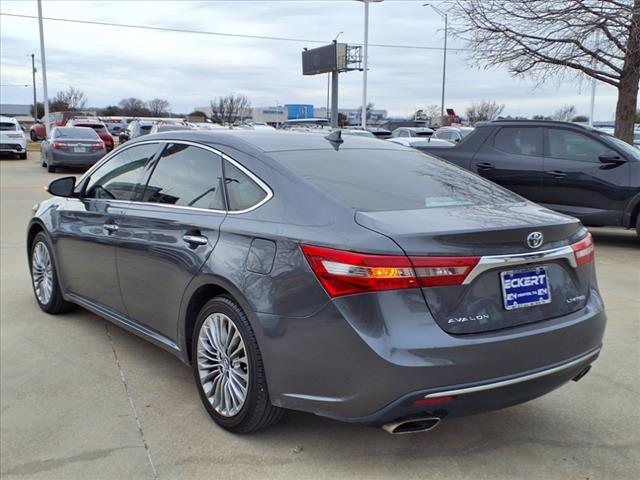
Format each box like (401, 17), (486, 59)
(273, 149), (517, 212)
(548, 129), (609, 161)
(142, 144), (225, 210)
(494, 127), (541, 156)
(85, 143), (157, 200)
(224, 161), (267, 211)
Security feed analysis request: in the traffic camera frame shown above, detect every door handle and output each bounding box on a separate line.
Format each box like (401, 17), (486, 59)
(476, 162), (494, 171)
(183, 234), (208, 246)
(546, 170), (567, 179)
(103, 223), (119, 234)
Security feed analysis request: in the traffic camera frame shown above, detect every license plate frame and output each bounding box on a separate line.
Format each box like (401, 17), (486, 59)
(500, 266), (551, 311)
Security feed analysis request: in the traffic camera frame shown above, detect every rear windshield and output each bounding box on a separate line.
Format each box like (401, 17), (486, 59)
(55, 127), (100, 139)
(0, 122), (18, 131)
(273, 149), (519, 212)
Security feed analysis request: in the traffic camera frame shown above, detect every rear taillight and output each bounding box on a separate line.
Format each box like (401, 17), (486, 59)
(90, 142), (105, 150)
(411, 256), (480, 287)
(301, 245), (479, 298)
(51, 142), (67, 150)
(571, 233), (595, 266)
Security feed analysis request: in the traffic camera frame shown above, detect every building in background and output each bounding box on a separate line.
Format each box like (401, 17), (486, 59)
(0, 104), (34, 128)
(285, 104), (314, 120)
(251, 106), (288, 125)
(315, 107), (388, 125)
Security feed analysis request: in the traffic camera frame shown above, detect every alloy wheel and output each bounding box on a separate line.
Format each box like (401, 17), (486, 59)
(196, 313), (249, 417)
(32, 241), (53, 305)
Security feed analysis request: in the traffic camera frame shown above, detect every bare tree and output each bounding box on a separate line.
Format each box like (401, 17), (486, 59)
(552, 105), (578, 122)
(50, 86), (87, 111)
(209, 94), (251, 124)
(466, 100), (505, 124)
(147, 98), (170, 117)
(446, 0), (639, 144)
(118, 97), (150, 116)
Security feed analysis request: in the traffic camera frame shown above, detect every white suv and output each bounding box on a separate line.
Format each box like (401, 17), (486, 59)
(0, 116), (27, 159)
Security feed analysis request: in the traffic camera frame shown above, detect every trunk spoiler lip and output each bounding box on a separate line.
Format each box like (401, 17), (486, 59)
(463, 244), (576, 285)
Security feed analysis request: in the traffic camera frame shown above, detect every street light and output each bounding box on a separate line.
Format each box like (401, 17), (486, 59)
(357, 0), (383, 129)
(424, 3), (448, 126)
(327, 31), (343, 120)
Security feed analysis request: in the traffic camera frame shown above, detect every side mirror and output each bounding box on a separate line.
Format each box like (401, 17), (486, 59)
(46, 176), (76, 198)
(599, 151), (625, 164)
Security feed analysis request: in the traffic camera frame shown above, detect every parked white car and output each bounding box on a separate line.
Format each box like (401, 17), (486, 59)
(0, 116), (27, 159)
(388, 137), (454, 148)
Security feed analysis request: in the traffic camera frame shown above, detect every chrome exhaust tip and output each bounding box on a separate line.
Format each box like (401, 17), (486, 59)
(382, 417), (441, 435)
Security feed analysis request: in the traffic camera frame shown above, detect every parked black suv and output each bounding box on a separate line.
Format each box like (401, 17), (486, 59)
(417, 120), (640, 238)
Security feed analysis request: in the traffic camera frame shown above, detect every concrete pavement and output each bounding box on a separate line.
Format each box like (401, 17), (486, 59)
(1, 153), (639, 479)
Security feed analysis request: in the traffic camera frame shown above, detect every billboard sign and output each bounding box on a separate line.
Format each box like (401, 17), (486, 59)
(302, 43), (348, 75)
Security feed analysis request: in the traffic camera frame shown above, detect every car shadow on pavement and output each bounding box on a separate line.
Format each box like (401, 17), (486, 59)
(589, 227), (638, 248)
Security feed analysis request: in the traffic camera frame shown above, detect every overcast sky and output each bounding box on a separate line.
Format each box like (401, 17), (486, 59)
(0, 0), (620, 120)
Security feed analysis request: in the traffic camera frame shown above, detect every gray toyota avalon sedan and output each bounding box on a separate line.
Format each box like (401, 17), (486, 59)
(27, 130), (605, 434)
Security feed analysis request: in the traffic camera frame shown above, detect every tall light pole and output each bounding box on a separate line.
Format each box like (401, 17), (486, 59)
(37, 0), (50, 136)
(31, 54), (37, 123)
(424, 3), (447, 126)
(357, 0), (383, 129)
(327, 31), (343, 120)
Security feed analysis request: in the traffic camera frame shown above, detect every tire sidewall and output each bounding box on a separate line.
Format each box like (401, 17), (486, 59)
(192, 297), (260, 430)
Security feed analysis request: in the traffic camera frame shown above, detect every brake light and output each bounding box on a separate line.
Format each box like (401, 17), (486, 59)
(90, 142), (105, 150)
(571, 233), (594, 266)
(301, 245), (479, 297)
(51, 142), (68, 150)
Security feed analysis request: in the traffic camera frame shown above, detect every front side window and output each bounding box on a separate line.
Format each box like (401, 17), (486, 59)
(141, 144), (225, 210)
(224, 161), (267, 211)
(494, 127), (542, 156)
(84, 143), (158, 200)
(548, 129), (611, 162)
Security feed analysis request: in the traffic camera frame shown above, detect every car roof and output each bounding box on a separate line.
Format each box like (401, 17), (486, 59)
(479, 119), (598, 132)
(133, 130), (407, 153)
(0, 116), (19, 123)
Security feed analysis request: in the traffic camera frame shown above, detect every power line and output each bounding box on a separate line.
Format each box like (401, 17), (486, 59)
(0, 12), (471, 52)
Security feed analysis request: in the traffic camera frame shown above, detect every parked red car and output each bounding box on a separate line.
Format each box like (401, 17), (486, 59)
(29, 111), (88, 141)
(65, 119), (114, 151)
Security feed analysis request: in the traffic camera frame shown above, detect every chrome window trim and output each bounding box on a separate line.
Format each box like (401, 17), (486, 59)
(79, 139), (273, 215)
(423, 348), (600, 399)
(463, 245), (576, 285)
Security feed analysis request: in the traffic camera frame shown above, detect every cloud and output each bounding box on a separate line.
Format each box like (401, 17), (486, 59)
(0, 0), (621, 119)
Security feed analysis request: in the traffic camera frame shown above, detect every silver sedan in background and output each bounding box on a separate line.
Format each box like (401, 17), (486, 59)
(40, 127), (106, 172)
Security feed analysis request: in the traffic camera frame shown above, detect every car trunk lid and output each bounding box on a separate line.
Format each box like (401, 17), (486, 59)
(356, 202), (593, 334)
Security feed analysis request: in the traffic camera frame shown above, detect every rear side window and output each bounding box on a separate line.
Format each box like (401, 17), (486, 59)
(494, 127), (542, 156)
(142, 144), (225, 210)
(224, 161), (267, 211)
(547, 129), (610, 161)
(272, 149), (518, 212)
(85, 143), (158, 200)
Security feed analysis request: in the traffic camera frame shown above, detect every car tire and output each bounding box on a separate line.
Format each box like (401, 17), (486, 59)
(47, 163), (55, 173)
(30, 232), (73, 314)
(30, 130), (38, 142)
(636, 215), (640, 241)
(192, 296), (284, 434)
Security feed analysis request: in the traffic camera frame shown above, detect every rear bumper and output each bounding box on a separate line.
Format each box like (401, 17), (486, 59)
(49, 150), (105, 167)
(256, 287), (606, 423)
(0, 142), (26, 153)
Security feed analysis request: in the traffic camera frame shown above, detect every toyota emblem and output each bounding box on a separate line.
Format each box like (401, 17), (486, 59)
(526, 231), (544, 249)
